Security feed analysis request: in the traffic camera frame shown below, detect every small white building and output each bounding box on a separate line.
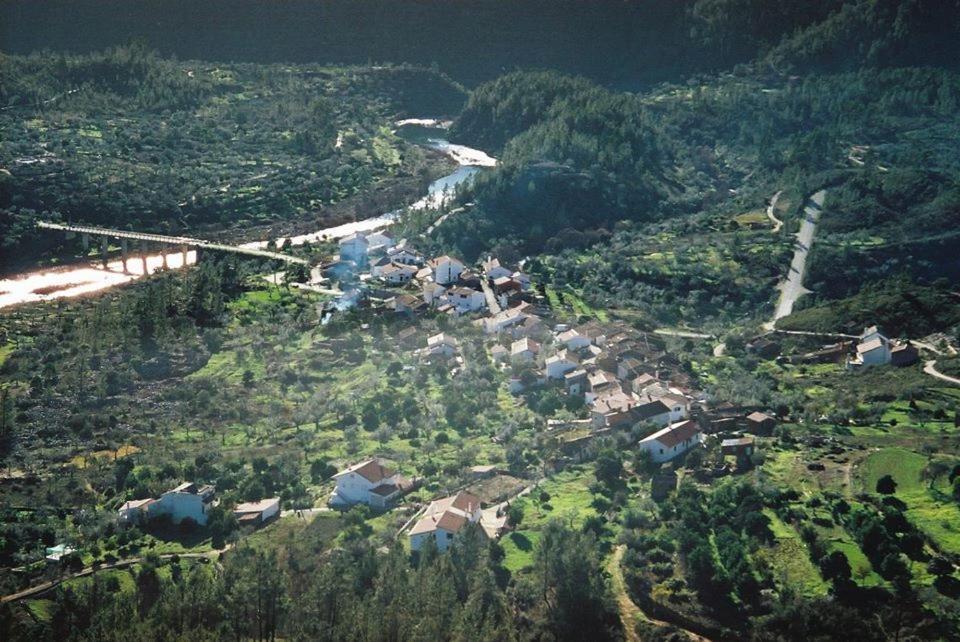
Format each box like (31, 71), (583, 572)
(117, 498), (156, 524)
(545, 350), (579, 379)
(409, 491), (483, 553)
(511, 337), (541, 363)
(482, 303), (532, 334)
(638, 420), (703, 463)
(482, 257), (512, 280)
(852, 326), (892, 367)
(556, 329), (591, 351)
(445, 286), (486, 313)
(429, 255), (465, 285)
(233, 497), (281, 526)
(330, 459), (410, 508)
(426, 333), (459, 358)
(339, 233), (369, 264)
(388, 246), (423, 266)
(380, 263), (418, 284)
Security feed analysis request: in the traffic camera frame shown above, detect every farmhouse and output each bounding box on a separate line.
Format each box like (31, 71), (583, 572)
(557, 329), (591, 351)
(545, 351), (579, 379)
(446, 286), (486, 313)
(153, 482), (216, 526)
(409, 491), (484, 552)
(330, 459), (411, 508)
(638, 420), (703, 463)
(233, 497), (281, 526)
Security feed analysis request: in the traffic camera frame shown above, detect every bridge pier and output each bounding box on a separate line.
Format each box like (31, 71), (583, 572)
(81, 233), (90, 252)
(181, 245), (189, 267)
(100, 237), (109, 269)
(140, 241), (148, 275)
(161, 246), (168, 270)
(120, 238), (130, 274)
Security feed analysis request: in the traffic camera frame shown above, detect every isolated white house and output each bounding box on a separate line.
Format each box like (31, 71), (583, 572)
(153, 482), (216, 525)
(429, 255), (465, 285)
(339, 233), (369, 264)
(330, 459), (410, 508)
(409, 491), (483, 552)
(852, 326), (892, 366)
(638, 420), (703, 463)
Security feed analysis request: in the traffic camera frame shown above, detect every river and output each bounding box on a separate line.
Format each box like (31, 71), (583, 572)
(0, 121), (495, 311)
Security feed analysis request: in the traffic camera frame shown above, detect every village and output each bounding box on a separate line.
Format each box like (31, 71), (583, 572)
(70, 226), (939, 562)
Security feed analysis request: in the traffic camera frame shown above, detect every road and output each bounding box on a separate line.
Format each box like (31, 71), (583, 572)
(653, 329), (714, 340)
(1, 552), (216, 603)
(768, 189), (826, 327)
(924, 360), (960, 386)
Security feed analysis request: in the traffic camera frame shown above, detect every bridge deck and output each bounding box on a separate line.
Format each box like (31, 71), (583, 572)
(36, 221), (308, 265)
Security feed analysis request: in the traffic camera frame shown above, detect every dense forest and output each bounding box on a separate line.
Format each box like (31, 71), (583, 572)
(3, 1), (959, 87)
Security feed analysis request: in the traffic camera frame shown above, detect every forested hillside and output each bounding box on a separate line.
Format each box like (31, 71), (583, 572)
(0, 46), (465, 269)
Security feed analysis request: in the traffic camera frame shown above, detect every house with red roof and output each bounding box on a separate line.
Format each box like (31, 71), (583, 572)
(638, 419), (703, 463)
(409, 491), (484, 552)
(329, 458), (411, 509)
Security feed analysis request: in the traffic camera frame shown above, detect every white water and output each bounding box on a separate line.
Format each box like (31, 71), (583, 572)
(0, 129), (495, 310)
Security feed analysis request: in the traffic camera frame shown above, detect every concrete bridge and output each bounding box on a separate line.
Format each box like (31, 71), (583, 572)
(36, 221), (309, 271)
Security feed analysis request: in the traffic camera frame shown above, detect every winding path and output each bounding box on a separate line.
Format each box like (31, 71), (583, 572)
(766, 190), (784, 233)
(924, 360), (960, 386)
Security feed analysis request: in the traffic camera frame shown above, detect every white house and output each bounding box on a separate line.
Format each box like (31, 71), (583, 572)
(482, 303), (532, 334)
(339, 233), (369, 264)
(423, 282), (447, 305)
(429, 255), (465, 285)
(388, 246), (423, 266)
(380, 263), (418, 284)
(851, 326), (892, 366)
(445, 286), (486, 313)
(511, 337), (541, 363)
(638, 420), (703, 463)
(632, 399), (673, 428)
(153, 482), (216, 526)
(409, 491), (483, 552)
(426, 333), (459, 358)
(330, 459), (410, 508)
(545, 350), (579, 379)
(482, 257), (512, 280)
(233, 497), (281, 526)
(556, 329), (591, 351)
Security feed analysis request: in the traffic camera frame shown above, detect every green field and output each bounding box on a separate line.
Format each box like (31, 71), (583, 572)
(758, 510), (829, 597)
(860, 448), (960, 554)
